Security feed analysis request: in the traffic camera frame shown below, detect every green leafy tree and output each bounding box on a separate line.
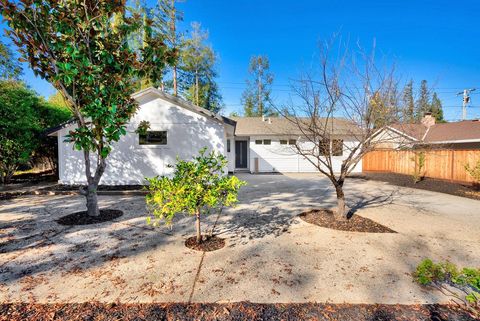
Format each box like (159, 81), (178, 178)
(415, 259), (479, 318)
(146, 148), (246, 244)
(402, 80), (415, 123)
(0, 81), (40, 183)
(36, 95), (72, 171)
(241, 55), (274, 116)
(430, 92), (444, 122)
(179, 22), (223, 113)
(1, 0), (167, 216)
(0, 38), (22, 79)
(415, 80), (430, 120)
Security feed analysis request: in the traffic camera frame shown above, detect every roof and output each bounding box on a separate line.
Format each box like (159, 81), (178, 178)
(233, 116), (362, 137)
(45, 87), (236, 136)
(389, 120), (480, 143)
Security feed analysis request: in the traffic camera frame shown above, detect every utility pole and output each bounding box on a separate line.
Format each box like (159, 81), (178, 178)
(457, 88), (476, 120)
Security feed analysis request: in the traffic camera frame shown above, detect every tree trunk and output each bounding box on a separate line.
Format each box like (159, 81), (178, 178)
(195, 70), (199, 106)
(86, 184), (100, 217)
(195, 209), (202, 244)
(173, 65), (177, 96)
(334, 183), (347, 220)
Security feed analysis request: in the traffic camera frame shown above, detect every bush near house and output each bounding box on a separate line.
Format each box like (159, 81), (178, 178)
(465, 161), (480, 190)
(414, 259), (480, 318)
(0, 80), (71, 184)
(145, 148), (246, 244)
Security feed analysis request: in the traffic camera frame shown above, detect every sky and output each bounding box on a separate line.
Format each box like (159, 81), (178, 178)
(6, 0), (480, 121)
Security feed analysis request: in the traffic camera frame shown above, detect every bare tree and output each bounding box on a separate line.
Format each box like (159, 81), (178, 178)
(277, 38), (402, 219)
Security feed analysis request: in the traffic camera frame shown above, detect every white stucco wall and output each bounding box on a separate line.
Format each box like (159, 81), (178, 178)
(58, 92), (228, 185)
(248, 136), (362, 174)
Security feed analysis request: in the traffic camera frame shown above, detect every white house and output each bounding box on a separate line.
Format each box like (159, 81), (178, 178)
(48, 87), (362, 185)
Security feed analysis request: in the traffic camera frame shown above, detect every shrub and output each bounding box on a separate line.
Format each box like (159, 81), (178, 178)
(414, 259), (479, 317)
(411, 151), (426, 184)
(145, 148), (246, 244)
(465, 160), (480, 189)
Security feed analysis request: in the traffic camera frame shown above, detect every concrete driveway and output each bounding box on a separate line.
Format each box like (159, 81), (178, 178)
(1, 173), (479, 304)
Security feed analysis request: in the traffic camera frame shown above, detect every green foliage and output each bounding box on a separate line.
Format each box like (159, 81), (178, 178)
(135, 120), (151, 135)
(411, 151), (426, 184)
(430, 92), (444, 122)
(242, 55), (275, 117)
(179, 22), (223, 113)
(0, 81), (41, 183)
(414, 259), (479, 317)
(145, 148), (246, 242)
(465, 161), (480, 184)
(0, 38), (22, 79)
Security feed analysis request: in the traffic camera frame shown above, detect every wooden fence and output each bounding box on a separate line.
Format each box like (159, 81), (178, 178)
(362, 149), (480, 184)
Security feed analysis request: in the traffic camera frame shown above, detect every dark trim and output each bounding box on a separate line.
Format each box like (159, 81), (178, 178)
(43, 118), (76, 136)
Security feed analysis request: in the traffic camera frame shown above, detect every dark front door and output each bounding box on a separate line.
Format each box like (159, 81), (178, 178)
(235, 141), (248, 168)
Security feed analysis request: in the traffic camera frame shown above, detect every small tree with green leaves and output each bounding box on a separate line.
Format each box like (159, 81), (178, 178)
(414, 259), (479, 318)
(145, 148), (246, 244)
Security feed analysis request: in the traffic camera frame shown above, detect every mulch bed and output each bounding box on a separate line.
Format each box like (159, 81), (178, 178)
(0, 302), (475, 321)
(352, 172), (480, 201)
(56, 209), (123, 226)
(185, 235), (226, 252)
(299, 209), (396, 233)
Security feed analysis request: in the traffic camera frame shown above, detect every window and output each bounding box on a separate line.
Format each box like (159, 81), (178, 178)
(332, 139), (343, 156)
(319, 139), (330, 156)
(227, 139), (231, 152)
(255, 140), (263, 145)
(280, 140), (288, 145)
(288, 139), (296, 145)
(263, 139), (271, 145)
(139, 131), (167, 145)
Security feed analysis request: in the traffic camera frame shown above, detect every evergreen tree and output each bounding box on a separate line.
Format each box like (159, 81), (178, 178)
(151, 0), (183, 94)
(241, 55), (274, 116)
(402, 80), (415, 123)
(415, 80), (430, 120)
(179, 22), (223, 112)
(430, 92), (445, 122)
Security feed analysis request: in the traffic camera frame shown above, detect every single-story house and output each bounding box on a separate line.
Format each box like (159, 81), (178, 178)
(47, 87), (363, 185)
(373, 114), (480, 150)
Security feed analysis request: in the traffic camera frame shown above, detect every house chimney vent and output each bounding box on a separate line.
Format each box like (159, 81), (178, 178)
(421, 113), (435, 128)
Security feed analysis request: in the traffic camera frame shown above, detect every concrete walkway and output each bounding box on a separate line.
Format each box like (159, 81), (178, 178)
(0, 173), (479, 304)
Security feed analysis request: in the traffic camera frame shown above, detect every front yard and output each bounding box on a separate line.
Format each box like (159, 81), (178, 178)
(1, 173), (479, 319)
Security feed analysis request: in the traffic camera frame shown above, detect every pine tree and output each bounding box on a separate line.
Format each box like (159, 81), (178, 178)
(402, 80), (415, 123)
(430, 92), (445, 122)
(179, 22), (223, 112)
(241, 55), (274, 116)
(415, 80), (430, 120)
(150, 0), (183, 94)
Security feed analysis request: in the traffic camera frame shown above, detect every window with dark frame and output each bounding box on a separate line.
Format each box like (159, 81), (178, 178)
(319, 139), (330, 156)
(332, 139), (343, 156)
(263, 139), (271, 145)
(227, 139), (231, 152)
(280, 140), (288, 145)
(255, 140), (262, 145)
(288, 139), (296, 145)
(139, 131), (167, 145)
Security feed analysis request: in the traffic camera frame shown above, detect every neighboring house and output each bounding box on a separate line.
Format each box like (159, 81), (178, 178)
(47, 87), (362, 185)
(375, 114), (480, 150)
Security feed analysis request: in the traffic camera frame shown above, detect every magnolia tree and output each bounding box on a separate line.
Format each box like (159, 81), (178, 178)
(1, 0), (170, 216)
(145, 148), (246, 244)
(277, 38), (402, 219)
